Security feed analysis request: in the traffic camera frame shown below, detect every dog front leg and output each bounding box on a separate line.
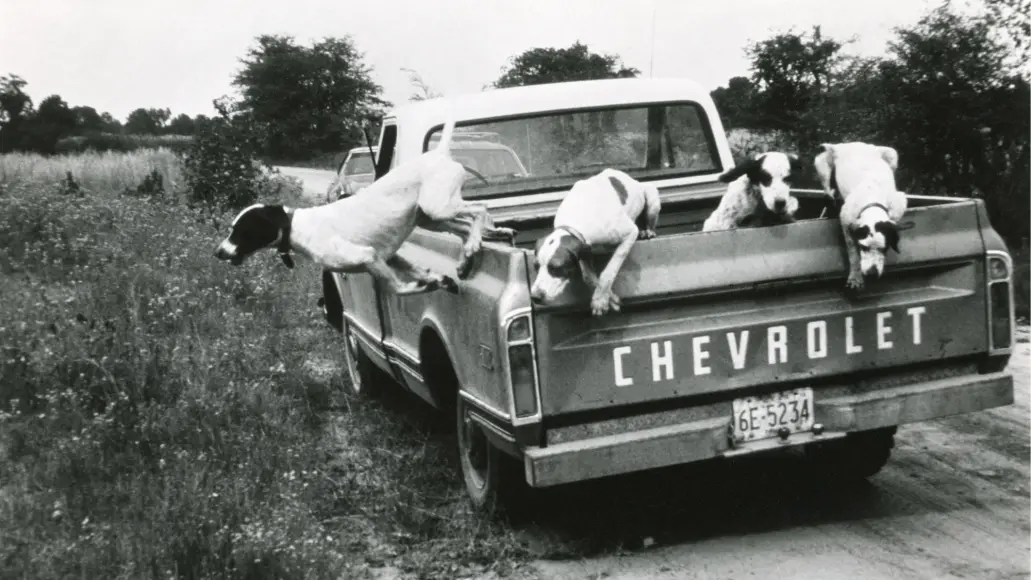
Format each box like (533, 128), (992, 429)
(640, 185), (662, 239)
(365, 258), (450, 296)
(842, 224), (865, 293)
(590, 233), (637, 316)
(387, 254), (457, 294)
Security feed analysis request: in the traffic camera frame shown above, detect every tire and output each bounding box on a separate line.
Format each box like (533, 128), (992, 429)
(342, 319), (390, 397)
(804, 426), (897, 481)
(456, 397), (526, 516)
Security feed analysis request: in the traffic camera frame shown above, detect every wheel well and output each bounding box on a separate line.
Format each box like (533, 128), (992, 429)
(419, 328), (458, 412)
(321, 272), (344, 332)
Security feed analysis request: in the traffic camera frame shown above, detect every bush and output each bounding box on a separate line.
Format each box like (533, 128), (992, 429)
(180, 103), (282, 211)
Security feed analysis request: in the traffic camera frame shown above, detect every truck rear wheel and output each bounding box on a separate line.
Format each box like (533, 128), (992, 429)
(342, 319), (389, 397)
(804, 426), (897, 481)
(456, 398), (525, 516)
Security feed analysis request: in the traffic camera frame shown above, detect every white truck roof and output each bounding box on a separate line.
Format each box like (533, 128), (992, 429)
(381, 77), (733, 173)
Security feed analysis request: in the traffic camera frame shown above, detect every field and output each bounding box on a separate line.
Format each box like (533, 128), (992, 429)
(0, 151), (529, 579)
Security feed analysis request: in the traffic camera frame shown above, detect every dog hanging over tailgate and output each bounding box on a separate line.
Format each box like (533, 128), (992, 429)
(214, 116), (514, 294)
(530, 168), (661, 316)
(814, 141), (908, 292)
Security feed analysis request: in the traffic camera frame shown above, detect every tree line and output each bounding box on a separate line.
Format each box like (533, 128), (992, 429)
(710, 0), (1029, 244)
(0, 74), (212, 154)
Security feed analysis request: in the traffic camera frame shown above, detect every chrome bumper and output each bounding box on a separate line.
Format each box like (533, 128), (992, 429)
(523, 372), (1014, 487)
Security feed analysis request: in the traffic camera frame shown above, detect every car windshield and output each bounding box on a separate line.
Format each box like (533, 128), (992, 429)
(344, 152), (376, 175)
(424, 102), (720, 199)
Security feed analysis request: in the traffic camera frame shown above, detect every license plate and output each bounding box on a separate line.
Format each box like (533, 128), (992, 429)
(731, 388), (815, 443)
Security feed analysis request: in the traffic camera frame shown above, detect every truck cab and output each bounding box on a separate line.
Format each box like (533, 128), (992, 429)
(320, 78), (1016, 514)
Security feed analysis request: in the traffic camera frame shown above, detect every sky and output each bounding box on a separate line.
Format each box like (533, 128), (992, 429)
(1, 0), (938, 122)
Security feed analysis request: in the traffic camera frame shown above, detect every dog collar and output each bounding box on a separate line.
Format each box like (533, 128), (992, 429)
(556, 225), (588, 246)
(857, 202), (891, 218)
(278, 212), (294, 269)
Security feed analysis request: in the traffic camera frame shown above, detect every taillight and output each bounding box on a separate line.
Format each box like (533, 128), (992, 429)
(986, 251), (1014, 352)
(504, 311), (541, 422)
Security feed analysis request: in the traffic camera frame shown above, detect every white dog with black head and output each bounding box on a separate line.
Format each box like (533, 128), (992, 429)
(703, 152), (804, 231)
(214, 116), (515, 294)
(814, 141), (907, 292)
(530, 168), (661, 316)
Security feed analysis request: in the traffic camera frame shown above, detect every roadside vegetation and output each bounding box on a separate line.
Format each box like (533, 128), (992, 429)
(0, 135), (529, 579)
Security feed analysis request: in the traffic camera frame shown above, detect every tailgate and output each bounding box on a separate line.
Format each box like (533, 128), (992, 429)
(529, 199), (990, 416)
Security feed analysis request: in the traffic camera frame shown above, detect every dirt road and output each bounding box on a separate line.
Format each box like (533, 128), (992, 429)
(275, 166), (336, 201)
(521, 330), (1030, 580)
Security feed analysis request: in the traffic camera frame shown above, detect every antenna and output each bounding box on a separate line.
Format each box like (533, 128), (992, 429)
(649, 0), (657, 78)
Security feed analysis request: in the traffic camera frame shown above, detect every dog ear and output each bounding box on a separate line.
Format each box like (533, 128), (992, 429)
(718, 157), (763, 184)
(875, 221), (901, 253)
(877, 146), (899, 171)
(849, 223), (871, 241)
(788, 153), (805, 178)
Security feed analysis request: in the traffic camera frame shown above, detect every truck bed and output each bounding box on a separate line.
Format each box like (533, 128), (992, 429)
(512, 191), (993, 420)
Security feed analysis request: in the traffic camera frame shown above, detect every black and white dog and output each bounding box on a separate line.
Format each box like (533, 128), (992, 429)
(214, 117), (515, 294)
(530, 169), (661, 316)
(703, 152), (804, 231)
(814, 141), (907, 291)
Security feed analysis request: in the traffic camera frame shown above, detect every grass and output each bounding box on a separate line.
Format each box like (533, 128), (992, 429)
(0, 151), (530, 579)
(0, 149), (184, 196)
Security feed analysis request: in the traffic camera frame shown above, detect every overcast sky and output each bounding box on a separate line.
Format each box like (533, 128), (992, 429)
(1, 0), (938, 121)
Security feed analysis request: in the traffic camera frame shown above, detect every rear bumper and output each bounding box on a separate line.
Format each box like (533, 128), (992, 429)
(523, 371), (1014, 487)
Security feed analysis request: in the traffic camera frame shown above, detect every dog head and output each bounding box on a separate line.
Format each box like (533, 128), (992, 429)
(214, 204), (291, 266)
(849, 206), (901, 278)
(718, 152), (803, 217)
(530, 230), (589, 303)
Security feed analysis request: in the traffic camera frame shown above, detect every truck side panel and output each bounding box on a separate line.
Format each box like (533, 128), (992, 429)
(366, 229), (531, 418)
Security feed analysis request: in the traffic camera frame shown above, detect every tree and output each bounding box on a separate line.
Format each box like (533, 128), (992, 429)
(491, 41), (639, 89)
(233, 34), (388, 161)
(125, 107), (171, 134)
(746, 26), (844, 150)
(0, 74), (33, 152)
(402, 68), (442, 101)
(21, 95), (78, 154)
(166, 113), (197, 135)
(72, 106), (108, 134)
(710, 76), (758, 129)
(878, 3), (1028, 242)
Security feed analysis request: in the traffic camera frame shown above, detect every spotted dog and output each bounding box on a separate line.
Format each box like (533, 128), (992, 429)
(814, 141), (907, 292)
(214, 116), (514, 294)
(702, 152), (804, 232)
(530, 168), (661, 316)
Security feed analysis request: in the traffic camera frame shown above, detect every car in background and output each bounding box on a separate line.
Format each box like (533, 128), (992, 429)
(326, 146), (378, 202)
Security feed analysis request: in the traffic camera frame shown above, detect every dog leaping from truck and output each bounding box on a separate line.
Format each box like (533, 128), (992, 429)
(214, 114), (515, 293)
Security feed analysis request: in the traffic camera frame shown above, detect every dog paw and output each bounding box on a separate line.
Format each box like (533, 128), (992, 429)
(638, 229), (657, 240)
(455, 254), (476, 280)
(845, 273), (865, 293)
(591, 290), (622, 317)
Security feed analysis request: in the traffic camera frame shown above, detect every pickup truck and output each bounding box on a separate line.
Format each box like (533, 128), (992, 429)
(320, 78), (1016, 514)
